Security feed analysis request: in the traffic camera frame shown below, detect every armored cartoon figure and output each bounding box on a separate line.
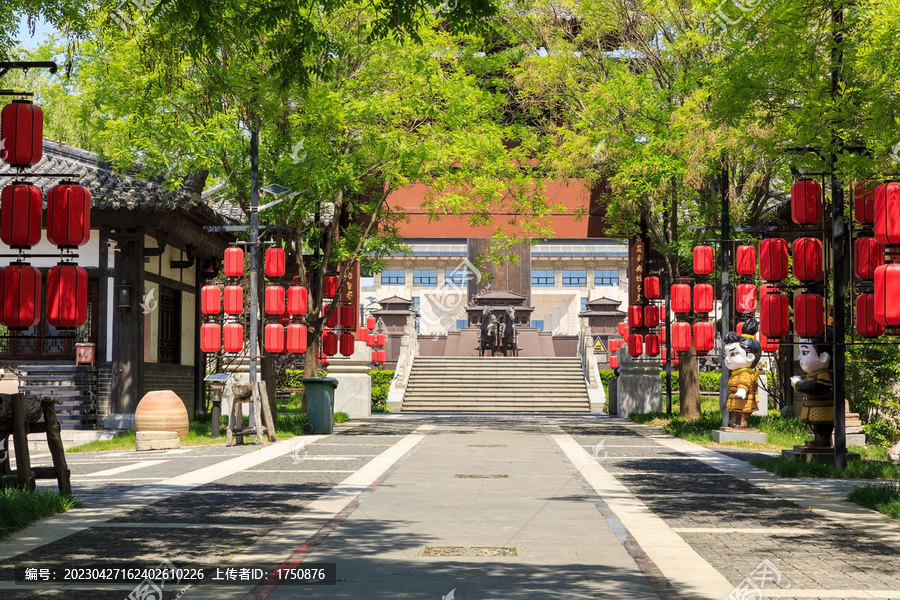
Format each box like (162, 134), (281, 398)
(791, 337), (834, 448)
(723, 320), (762, 429)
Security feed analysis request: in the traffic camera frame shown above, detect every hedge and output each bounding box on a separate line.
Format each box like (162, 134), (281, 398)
(369, 370), (395, 410)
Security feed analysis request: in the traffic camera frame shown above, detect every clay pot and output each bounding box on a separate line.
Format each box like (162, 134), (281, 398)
(134, 390), (189, 437)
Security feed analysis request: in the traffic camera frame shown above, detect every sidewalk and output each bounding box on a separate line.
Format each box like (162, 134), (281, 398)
(2, 414), (899, 599)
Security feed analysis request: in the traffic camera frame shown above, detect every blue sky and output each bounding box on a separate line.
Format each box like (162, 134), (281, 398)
(15, 14), (57, 48)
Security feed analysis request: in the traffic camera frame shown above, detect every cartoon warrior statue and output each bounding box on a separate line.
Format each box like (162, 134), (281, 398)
(723, 319), (762, 429)
(791, 335), (834, 448)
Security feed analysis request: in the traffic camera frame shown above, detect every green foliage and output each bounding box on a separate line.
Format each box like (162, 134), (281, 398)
(847, 482), (900, 520)
(847, 336), (900, 446)
(864, 420), (899, 450)
(598, 369), (616, 397)
(282, 370), (305, 390)
(369, 369), (394, 411)
(333, 412), (350, 424)
(0, 488), (82, 539)
(751, 456), (900, 480)
(658, 372), (721, 393)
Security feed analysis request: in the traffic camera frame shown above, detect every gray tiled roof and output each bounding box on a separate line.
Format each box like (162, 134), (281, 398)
(0, 140), (244, 225)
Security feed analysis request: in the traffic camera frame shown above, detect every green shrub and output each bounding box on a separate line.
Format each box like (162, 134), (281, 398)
(283, 369), (305, 389)
(369, 369), (394, 410)
(369, 370), (395, 387)
(0, 488), (82, 539)
(864, 420), (900, 449)
(598, 369), (616, 396)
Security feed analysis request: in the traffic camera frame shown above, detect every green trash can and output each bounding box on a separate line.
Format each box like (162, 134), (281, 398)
(302, 377), (338, 434)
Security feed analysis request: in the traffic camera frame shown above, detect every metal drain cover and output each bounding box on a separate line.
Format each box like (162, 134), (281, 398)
(422, 546), (518, 557)
(454, 474), (509, 479)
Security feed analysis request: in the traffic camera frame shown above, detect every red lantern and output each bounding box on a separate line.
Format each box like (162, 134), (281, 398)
(265, 247), (286, 278)
(735, 283), (757, 314)
(322, 304), (338, 327)
(791, 179), (822, 225)
(224, 285), (243, 315)
(628, 305), (643, 328)
(760, 292), (790, 338)
(324, 275), (339, 299)
(0, 183), (41, 248)
(793, 237), (823, 282)
(644, 276), (660, 299)
(608, 339), (619, 353)
(693, 245), (714, 276)
(0, 263), (41, 328)
(794, 293), (824, 337)
(694, 322), (714, 355)
(854, 237), (884, 280)
(627, 333), (644, 357)
(874, 181), (900, 245)
(46, 264), (88, 329)
(264, 324), (285, 353)
(200, 323), (221, 353)
(644, 305), (660, 328)
(693, 283), (713, 314)
(265, 285), (285, 315)
(287, 324), (308, 353)
(645, 333), (660, 356)
(672, 284), (691, 313)
(287, 285), (308, 315)
(760, 238), (789, 281)
(856, 293), (884, 338)
(366, 316), (376, 331)
(874, 264), (900, 327)
(659, 327), (667, 344)
(223, 323), (244, 353)
(322, 330), (338, 356)
(340, 305), (357, 329)
(854, 182), (876, 224)
(735, 245), (756, 276)
(660, 348), (678, 366)
(201, 285), (221, 315)
(376, 333), (386, 347)
(759, 331), (778, 352)
(671, 322), (691, 352)
(224, 247), (244, 277)
(46, 183), (91, 248)
(1, 100), (42, 167)
(376, 349), (386, 363)
(618, 322), (628, 336)
(609, 355), (618, 369)
(340, 332), (355, 356)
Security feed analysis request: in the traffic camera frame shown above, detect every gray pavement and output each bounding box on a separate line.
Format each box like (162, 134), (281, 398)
(1, 415), (899, 600)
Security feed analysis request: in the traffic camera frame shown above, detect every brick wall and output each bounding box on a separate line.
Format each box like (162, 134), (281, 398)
(142, 363), (195, 416)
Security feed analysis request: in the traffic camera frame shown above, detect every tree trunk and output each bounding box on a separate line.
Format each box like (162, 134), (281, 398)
(301, 332), (321, 415)
(679, 348), (702, 420)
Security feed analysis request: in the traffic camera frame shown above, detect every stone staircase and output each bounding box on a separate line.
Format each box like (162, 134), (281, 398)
(401, 356), (591, 413)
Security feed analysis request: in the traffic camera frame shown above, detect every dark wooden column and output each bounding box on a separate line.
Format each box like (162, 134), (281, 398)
(111, 235), (145, 414)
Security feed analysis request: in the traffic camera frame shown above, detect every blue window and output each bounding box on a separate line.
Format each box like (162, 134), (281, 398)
(532, 270), (555, 287)
(445, 269), (470, 287)
(594, 270), (619, 286)
(413, 269), (437, 286)
(563, 270), (587, 287)
(412, 297), (420, 311)
(531, 320), (544, 331)
(580, 297), (588, 312)
(381, 269), (405, 285)
(456, 319), (468, 330)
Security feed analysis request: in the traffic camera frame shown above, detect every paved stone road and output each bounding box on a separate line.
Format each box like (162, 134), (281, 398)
(1, 415), (898, 600)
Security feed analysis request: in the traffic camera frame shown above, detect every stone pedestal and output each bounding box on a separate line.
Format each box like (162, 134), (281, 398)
(711, 428), (768, 443)
(136, 430), (180, 451)
(616, 349), (661, 418)
(845, 405), (866, 447)
(327, 346), (372, 418)
(782, 445), (861, 463)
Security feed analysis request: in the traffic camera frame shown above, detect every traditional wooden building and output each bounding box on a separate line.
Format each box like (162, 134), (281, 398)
(0, 141), (240, 427)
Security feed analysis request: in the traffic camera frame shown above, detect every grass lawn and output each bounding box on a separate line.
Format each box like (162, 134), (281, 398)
(0, 488), (82, 539)
(69, 411), (349, 453)
(750, 454), (900, 480)
(847, 482), (900, 520)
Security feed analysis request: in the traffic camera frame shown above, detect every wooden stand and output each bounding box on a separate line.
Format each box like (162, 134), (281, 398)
(226, 382), (276, 446)
(0, 393), (72, 495)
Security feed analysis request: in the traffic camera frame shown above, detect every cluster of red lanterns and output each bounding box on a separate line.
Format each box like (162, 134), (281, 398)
(358, 315), (386, 365)
(0, 100), (91, 330)
(264, 248), (313, 355)
(319, 272), (358, 359)
(201, 246), (245, 353)
(868, 181), (900, 332)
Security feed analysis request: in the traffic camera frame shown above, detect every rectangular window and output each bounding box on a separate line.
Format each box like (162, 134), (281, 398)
(412, 297), (420, 311)
(413, 269), (437, 286)
(594, 269), (619, 286)
(158, 285), (181, 365)
(445, 269), (470, 287)
(580, 297), (588, 312)
(563, 269), (587, 287)
(531, 320), (544, 331)
(381, 269), (405, 285)
(532, 270), (555, 287)
(456, 319), (468, 330)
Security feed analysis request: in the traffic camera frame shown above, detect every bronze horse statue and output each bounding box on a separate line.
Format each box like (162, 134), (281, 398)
(479, 306), (500, 356)
(499, 305), (518, 357)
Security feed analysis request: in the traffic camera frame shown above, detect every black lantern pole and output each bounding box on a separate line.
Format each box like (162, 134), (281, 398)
(718, 163), (731, 429)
